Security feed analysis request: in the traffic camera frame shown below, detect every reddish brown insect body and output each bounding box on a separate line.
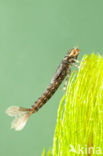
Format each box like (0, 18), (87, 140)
(30, 48), (80, 113)
(6, 48), (80, 131)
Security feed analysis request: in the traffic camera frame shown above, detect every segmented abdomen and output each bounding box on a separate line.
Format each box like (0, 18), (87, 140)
(31, 64), (69, 113)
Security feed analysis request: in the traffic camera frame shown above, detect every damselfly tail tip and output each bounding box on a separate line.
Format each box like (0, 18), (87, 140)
(11, 112), (30, 131)
(6, 106), (31, 131)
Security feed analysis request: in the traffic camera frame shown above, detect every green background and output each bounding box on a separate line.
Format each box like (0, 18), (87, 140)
(1, 0), (103, 156)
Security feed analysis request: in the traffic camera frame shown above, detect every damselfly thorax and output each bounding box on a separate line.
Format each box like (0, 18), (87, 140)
(6, 48), (80, 131)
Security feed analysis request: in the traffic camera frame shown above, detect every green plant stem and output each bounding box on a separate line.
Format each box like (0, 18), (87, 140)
(42, 53), (103, 156)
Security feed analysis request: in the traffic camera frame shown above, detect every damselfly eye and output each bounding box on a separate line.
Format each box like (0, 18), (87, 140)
(72, 48), (80, 56)
(73, 51), (77, 55)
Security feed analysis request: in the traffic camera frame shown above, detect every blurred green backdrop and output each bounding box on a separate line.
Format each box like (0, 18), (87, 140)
(0, 0), (103, 156)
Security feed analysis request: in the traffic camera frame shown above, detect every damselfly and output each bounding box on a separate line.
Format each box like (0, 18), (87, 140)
(6, 48), (80, 131)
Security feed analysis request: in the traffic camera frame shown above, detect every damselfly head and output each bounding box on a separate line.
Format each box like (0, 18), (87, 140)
(69, 48), (80, 57)
(63, 48), (80, 62)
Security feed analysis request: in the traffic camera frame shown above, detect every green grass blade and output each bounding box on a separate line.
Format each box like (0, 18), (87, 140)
(43, 53), (103, 156)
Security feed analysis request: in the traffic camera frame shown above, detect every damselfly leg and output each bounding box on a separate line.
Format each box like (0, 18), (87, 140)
(63, 70), (71, 91)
